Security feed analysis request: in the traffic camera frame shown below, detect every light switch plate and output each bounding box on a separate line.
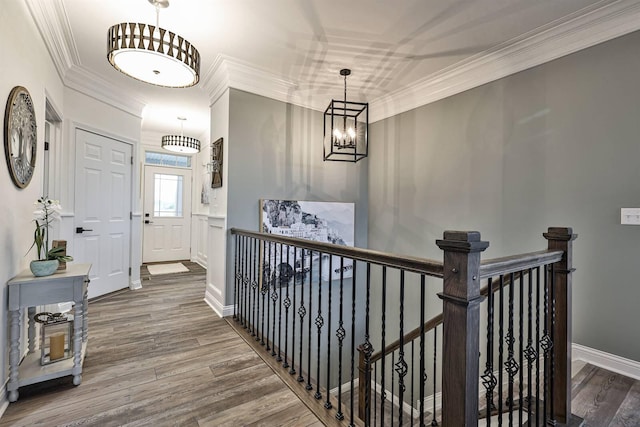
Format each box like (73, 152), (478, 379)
(621, 208), (640, 225)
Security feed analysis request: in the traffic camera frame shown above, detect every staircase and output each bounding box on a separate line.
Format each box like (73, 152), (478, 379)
(229, 226), (583, 426)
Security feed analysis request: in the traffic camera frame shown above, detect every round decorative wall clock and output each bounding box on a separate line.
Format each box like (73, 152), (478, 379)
(4, 86), (37, 189)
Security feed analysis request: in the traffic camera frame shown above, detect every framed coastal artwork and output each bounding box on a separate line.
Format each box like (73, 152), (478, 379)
(259, 199), (355, 283)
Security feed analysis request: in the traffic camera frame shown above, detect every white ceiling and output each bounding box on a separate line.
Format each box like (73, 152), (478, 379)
(25, 0), (640, 139)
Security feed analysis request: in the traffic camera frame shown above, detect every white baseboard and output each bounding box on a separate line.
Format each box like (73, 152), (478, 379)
(204, 290), (234, 318)
(191, 256), (207, 269)
(572, 343), (640, 380)
(129, 279), (142, 290)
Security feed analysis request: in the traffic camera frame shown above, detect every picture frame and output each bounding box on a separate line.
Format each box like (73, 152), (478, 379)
(259, 199), (355, 283)
(211, 137), (223, 188)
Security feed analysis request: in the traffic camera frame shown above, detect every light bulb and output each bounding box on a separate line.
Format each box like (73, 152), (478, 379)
(333, 128), (343, 139)
(347, 127), (356, 139)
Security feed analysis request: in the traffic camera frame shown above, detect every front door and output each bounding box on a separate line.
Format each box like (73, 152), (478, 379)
(142, 165), (192, 263)
(74, 129), (132, 298)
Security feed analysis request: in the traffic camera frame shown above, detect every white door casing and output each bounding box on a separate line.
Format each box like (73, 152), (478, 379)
(74, 129), (132, 298)
(142, 165), (192, 263)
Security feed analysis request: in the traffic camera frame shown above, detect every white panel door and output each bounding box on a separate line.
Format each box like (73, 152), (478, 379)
(142, 165), (192, 263)
(74, 129), (132, 298)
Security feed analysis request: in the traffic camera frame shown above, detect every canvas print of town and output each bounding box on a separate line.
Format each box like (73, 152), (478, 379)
(260, 199), (355, 283)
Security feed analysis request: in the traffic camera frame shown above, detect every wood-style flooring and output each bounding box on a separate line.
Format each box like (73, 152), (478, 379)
(1, 261), (638, 426)
(0, 262), (322, 427)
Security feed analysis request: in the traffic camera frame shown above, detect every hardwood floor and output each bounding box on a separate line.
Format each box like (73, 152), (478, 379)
(1, 262), (638, 426)
(0, 262), (322, 427)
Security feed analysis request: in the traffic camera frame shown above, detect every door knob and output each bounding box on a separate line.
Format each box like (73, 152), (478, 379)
(144, 220), (154, 224)
(76, 227), (93, 234)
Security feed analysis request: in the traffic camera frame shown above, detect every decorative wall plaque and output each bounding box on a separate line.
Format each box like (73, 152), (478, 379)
(211, 137), (223, 188)
(4, 86), (37, 189)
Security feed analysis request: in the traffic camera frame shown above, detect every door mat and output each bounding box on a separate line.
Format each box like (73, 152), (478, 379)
(146, 263), (189, 275)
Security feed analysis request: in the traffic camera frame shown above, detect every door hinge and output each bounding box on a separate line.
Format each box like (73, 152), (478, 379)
(128, 267), (132, 276)
(44, 141), (50, 151)
(131, 156), (133, 165)
(130, 211), (133, 220)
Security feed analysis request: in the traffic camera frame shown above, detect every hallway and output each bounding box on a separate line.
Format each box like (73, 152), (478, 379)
(0, 263), (321, 426)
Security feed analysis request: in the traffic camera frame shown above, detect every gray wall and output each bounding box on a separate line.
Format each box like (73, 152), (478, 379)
(226, 89), (369, 299)
(369, 31), (640, 362)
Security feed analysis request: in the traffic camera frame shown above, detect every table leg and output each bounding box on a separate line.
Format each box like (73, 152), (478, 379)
(83, 281), (88, 342)
(27, 306), (36, 354)
(72, 300), (83, 386)
(8, 309), (21, 402)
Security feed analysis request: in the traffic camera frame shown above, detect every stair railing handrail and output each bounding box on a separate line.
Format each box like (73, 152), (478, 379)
(230, 228), (444, 277)
(365, 249), (564, 364)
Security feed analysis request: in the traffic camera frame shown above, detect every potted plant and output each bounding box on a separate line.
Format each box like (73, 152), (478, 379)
(29, 197), (73, 276)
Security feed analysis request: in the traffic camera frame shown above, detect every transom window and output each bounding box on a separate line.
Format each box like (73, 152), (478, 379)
(145, 151), (191, 168)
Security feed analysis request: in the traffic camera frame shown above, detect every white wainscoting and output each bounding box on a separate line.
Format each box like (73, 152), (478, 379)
(191, 214), (209, 268)
(203, 215), (229, 318)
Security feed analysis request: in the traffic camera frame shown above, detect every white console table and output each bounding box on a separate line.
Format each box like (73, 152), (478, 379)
(7, 263), (91, 402)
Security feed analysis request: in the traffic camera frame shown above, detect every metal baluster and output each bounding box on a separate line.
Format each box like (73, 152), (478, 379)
(525, 269), (535, 425)
(251, 238), (258, 337)
(277, 242), (283, 362)
(271, 243), (279, 357)
(297, 249), (306, 382)
(374, 361), (378, 427)
(397, 271), (407, 427)
(265, 241), (271, 351)
(243, 235), (249, 328)
(535, 266), (541, 426)
(283, 245), (291, 366)
(381, 266), (387, 427)
(549, 264), (556, 424)
(362, 263), (374, 425)
(336, 257), (346, 421)
(349, 261), (357, 427)
(289, 248), (297, 374)
(411, 340), (415, 426)
(324, 254), (333, 410)
(507, 272), (517, 425)
(314, 251), (324, 400)
(498, 275), (504, 419)
(542, 266), (551, 424)
(238, 235), (244, 325)
(519, 272), (525, 426)
(482, 278), (496, 425)
(391, 350), (395, 427)
(419, 275), (426, 427)
(432, 326), (438, 427)
(306, 250), (313, 391)
(260, 240), (268, 346)
(233, 234), (239, 320)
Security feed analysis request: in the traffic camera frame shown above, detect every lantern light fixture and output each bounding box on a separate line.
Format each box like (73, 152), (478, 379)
(107, 0), (200, 88)
(162, 117), (200, 154)
(323, 69), (368, 163)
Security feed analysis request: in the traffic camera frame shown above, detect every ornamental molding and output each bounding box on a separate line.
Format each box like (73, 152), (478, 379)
(26, 0), (640, 123)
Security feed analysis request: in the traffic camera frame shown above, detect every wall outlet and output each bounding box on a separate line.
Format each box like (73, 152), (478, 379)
(621, 208), (640, 225)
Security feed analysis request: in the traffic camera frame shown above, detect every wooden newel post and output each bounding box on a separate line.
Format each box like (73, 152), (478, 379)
(437, 231), (489, 427)
(543, 227), (577, 425)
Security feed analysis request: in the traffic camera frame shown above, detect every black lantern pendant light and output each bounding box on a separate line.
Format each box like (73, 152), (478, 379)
(323, 69), (368, 162)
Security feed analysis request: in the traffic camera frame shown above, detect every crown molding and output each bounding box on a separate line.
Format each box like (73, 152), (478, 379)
(26, 0), (145, 118)
(369, 0), (640, 122)
(65, 66), (145, 118)
(24, 0), (80, 81)
(202, 54), (323, 111)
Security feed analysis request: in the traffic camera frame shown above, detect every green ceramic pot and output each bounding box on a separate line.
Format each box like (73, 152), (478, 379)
(30, 260), (59, 277)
